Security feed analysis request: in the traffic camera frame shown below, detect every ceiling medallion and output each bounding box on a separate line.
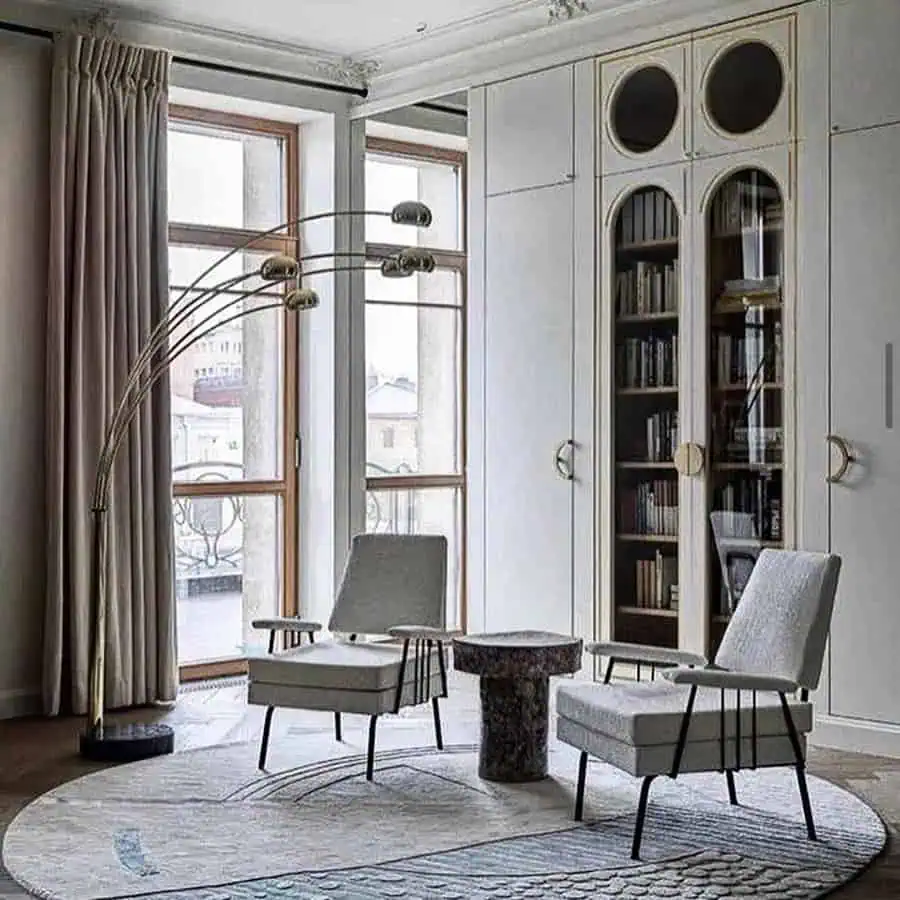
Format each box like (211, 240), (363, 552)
(316, 56), (382, 88)
(548, 0), (589, 22)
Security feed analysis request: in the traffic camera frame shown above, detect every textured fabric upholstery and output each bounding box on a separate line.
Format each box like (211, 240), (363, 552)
(249, 640), (446, 692)
(714, 549), (841, 690)
(557, 680), (812, 747)
(328, 534), (448, 636)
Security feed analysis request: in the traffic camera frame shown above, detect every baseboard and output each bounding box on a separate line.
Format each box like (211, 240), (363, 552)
(811, 713), (900, 760)
(0, 687), (41, 720)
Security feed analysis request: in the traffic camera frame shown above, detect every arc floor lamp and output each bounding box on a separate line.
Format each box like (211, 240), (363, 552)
(80, 201), (434, 761)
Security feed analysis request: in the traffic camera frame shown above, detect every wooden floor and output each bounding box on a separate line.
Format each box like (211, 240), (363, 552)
(0, 680), (898, 898)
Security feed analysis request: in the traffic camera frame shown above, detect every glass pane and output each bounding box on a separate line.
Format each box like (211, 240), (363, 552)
(169, 245), (284, 294)
(706, 42), (783, 136)
(175, 494), (282, 664)
(168, 122), (285, 230)
(707, 169), (784, 641)
(612, 187), (681, 649)
(366, 487), (462, 629)
(612, 65), (679, 154)
(365, 266), (461, 307)
(365, 154), (462, 250)
(365, 305), (461, 476)
(170, 290), (284, 482)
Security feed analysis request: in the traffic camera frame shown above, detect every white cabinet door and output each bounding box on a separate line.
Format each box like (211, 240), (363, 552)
(831, 0), (900, 133)
(485, 66), (573, 196)
(484, 182), (574, 633)
(829, 122), (900, 726)
(693, 16), (795, 160)
(600, 42), (691, 176)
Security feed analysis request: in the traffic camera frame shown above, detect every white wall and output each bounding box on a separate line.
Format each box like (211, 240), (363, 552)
(0, 32), (50, 718)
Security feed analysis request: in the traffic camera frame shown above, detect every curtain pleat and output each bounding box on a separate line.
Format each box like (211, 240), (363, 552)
(44, 32), (175, 716)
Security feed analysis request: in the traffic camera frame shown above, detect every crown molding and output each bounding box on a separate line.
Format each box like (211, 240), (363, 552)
(357, 0), (804, 116)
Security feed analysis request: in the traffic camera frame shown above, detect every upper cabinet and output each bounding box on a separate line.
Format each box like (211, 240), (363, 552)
(693, 17), (795, 159)
(600, 42), (691, 175)
(831, 0), (900, 133)
(485, 65), (574, 196)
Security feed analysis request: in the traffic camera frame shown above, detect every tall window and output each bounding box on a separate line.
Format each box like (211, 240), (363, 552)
(168, 107), (299, 676)
(365, 138), (467, 628)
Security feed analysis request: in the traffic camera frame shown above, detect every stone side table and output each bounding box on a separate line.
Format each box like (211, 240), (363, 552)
(453, 631), (582, 782)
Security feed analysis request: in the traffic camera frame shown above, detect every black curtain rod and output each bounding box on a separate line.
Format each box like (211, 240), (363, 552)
(415, 100), (468, 118)
(0, 19), (368, 98)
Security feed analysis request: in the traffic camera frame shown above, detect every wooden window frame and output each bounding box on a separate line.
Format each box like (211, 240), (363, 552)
(169, 105), (300, 680)
(364, 136), (468, 629)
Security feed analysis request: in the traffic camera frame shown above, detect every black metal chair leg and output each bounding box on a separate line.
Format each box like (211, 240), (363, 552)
(725, 770), (738, 805)
(431, 696), (444, 750)
(258, 706), (275, 770)
(795, 764), (817, 840)
(631, 775), (657, 860)
(366, 715), (378, 781)
(334, 712), (342, 742)
(574, 751), (588, 821)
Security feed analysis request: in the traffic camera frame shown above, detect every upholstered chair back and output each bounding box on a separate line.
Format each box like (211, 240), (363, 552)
(328, 533), (448, 636)
(714, 549), (842, 691)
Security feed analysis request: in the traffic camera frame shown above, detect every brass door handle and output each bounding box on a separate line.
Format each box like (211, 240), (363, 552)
(674, 441), (704, 477)
(554, 439), (575, 481)
(826, 434), (856, 484)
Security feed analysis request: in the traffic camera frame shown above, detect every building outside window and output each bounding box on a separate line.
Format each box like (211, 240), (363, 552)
(364, 137), (467, 628)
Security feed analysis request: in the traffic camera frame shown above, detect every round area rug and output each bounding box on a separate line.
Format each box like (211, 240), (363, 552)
(2, 733), (885, 900)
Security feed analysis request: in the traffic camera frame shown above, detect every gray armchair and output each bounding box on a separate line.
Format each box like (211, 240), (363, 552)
(556, 549), (841, 858)
(247, 533), (456, 779)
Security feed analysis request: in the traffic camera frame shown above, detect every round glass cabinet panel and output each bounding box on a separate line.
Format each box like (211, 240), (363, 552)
(612, 66), (679, 154)
(611, 186), (681, 648)
(705, 168), (784, 653)
(706, 41), (783, 135)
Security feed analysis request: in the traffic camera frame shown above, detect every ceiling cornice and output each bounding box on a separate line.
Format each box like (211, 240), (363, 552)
(357, 0), (803, 115)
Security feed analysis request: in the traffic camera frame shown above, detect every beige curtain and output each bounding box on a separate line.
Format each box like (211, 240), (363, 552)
(44, 32), (176, 716)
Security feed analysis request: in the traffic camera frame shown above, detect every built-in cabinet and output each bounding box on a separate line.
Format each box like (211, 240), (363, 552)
(469, 0), (900, 754)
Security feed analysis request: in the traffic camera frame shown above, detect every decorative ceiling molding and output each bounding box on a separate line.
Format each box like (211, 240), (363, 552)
(314, 57), (382, 89)
(547, 0), (589, 23)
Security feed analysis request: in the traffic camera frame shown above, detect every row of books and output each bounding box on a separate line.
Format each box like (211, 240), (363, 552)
(629, 551), (679, 611)
(617, 188), (679, 246)
(712, 476), (783, 542)
(712, 324), (783, 387)
(636, 410), (678, 463)
(710, 174), (782, 237)
(617, 334), (678, 388)
(616, 261), (679, 317)
(716, 422), (784, 464)
(619, 480), (678, 536)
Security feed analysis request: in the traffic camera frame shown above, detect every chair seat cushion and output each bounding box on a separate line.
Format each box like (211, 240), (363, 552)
(557, 680), (812, 747)
(248, 639), (445, 693)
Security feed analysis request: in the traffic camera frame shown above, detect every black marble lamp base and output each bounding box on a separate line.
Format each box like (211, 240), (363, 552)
(79, 723), (175, 762)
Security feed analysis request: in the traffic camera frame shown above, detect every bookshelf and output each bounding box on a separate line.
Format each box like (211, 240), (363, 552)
(706, 168), (785, 653)
(613, 186), (681, 648)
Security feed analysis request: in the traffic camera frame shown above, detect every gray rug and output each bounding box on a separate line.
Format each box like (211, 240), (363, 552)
(1, 719), (885, 900)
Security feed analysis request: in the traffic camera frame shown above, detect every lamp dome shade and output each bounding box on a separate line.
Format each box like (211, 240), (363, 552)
(260, 255), (300, 281)
(398, 247), (436, 273)
(285, 287), (320, 310)
(390, 201), (432, 228)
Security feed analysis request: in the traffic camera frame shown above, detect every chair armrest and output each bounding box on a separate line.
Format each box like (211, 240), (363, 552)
(663, 667), (799, 693)
(586, 641), (707, 668)
(387, 625), (461, 641)
(251, 618), (323, 633)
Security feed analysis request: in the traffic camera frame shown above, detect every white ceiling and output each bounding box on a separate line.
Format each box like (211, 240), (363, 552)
(44, 0), (544, 60)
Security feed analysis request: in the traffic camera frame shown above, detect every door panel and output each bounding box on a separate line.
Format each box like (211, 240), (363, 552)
(485, 66), (573, 196)
(484, 183), (573, 633)
(829, 123), (900, 725)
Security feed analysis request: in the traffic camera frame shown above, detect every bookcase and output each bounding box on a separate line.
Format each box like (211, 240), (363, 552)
(610, 184), (682, 648)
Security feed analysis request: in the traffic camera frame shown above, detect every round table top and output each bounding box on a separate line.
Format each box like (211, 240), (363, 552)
(452, 630), (582, 678)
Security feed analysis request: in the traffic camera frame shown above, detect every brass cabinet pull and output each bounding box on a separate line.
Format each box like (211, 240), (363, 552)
(554, 439), (575, 481)
(673, 441), (704, 477)
(826, 434), (856, 484)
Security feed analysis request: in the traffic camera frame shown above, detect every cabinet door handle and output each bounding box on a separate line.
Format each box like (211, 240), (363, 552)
(554, 439), (575, 481)
(673, 441), (704, 477)
(826, 434), (856, 484)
